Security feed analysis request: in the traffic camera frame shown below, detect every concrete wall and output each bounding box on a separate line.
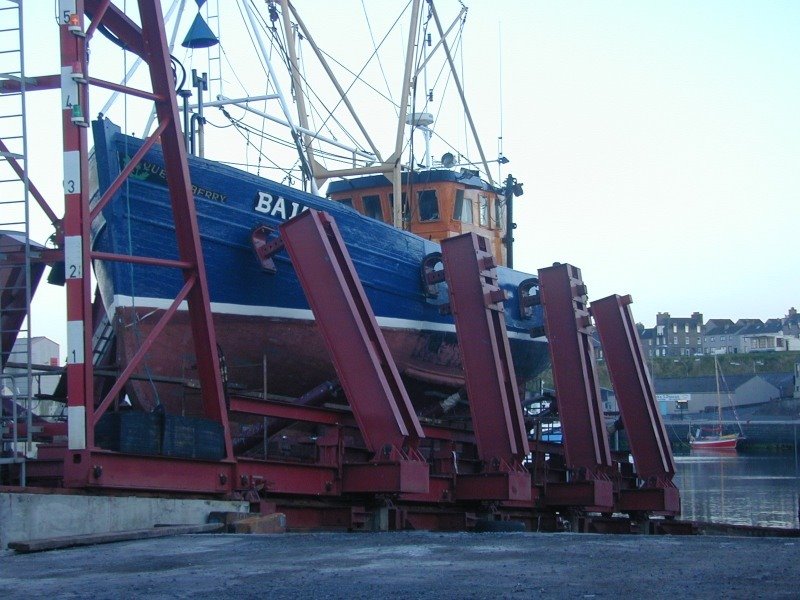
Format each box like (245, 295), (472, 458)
(0, 492), (248, 552)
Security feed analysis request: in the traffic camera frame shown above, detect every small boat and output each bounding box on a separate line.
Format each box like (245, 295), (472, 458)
(689, 357), (744, 451)
(689, 429), (739, 450)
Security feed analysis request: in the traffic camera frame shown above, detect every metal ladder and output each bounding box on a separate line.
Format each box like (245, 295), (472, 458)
(0, 0), (31, 485)
(204, 0), (222, 98)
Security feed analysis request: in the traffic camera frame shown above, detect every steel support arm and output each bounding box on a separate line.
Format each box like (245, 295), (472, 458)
(279, 209), (425, 455)
(537, 263), (612, 472)
(590, 294), (676, 483)
(440, 233), (529, 466)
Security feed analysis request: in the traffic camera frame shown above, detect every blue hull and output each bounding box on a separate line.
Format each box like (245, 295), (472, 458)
(90, 119), (548, 409)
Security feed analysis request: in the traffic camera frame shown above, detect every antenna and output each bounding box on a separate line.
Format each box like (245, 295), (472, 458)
(497, 19), (504, 182)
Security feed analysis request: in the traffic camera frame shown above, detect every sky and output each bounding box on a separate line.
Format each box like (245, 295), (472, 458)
(13, 1), (800, 358)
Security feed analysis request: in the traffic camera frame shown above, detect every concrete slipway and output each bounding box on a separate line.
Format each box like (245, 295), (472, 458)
(0, 531), (797, 599)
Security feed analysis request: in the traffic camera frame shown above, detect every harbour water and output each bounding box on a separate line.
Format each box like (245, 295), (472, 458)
(674, 451), (800, 528)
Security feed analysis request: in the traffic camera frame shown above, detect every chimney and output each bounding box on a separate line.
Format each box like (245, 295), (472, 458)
(656, 312), (670, 325)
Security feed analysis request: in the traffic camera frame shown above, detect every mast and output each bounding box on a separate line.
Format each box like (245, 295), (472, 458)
(715, 355), (722, 427)
(240, 0), (319, 195)
(279, 0), (317, 189)
(428, 0), (494, 186)
(392, 0), (422, 229)
(287, 1), (384, 165)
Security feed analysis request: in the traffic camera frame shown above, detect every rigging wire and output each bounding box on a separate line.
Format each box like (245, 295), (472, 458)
(360, 0), (397, 115)
(292, 2), (411, 153)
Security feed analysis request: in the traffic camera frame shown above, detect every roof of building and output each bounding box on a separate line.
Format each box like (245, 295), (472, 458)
(640, 327), (656, 340)
(704, 319), (738, 335)
(739, 319), (783, 336)
(654, 372), (794, 395)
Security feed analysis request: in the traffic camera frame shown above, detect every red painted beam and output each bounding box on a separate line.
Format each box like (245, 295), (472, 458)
(85, 0), (146, 56)
(590, 294), (677, 486)
(537, 263), (612, 472)
(440, 233), (529, 466)
(135, 0), (232, 454)
(279, 210), (425, 455)
(229, 395), (351, 427)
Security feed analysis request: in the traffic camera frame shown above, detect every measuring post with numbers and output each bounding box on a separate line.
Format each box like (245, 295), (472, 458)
(59, 0), (93, 453)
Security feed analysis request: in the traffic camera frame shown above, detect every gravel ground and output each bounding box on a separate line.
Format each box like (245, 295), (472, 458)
(0, 531), (797, 599)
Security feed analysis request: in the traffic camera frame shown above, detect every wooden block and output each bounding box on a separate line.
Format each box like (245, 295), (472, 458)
(231, 513), (287, 534)
(207, 511), (252, 528)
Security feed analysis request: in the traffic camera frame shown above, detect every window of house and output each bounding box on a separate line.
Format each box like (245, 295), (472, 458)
(453, 190), (473, 223)
(478, 195), (489, 226)
(362, 195), (383, 221)
(711, 337), (715, 342)
(673, 336), (678, 344)
(672, 324), (677, 333)
(697, 337), (701, 345)
(649, 339), (653, 346)
(684, 324), (689, 333)
(418, 190), (439, 222)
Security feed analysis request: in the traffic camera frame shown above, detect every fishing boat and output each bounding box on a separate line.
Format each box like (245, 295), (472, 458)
(86, 1), (549, 414)
(689, 357), (744, 451)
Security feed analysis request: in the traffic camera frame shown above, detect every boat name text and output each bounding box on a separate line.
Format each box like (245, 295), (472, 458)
(119, 154), (227, 203)
(253, 191), (309, 221)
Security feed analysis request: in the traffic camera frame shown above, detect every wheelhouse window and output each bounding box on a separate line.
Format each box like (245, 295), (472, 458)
(495, 199), (505, 231)
(453, 190), (473, 223)
(418, 189), (439, 222)
(338, 197), (353, 208)
(362, 194), (383, 221)
(389, 192), (409, 222)
(478, 195), (489, 227)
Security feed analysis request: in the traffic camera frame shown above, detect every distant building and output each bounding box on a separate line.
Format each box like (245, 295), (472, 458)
(702, 319), (737, 354)
(639, 312), (704, 357)
(637, 307), (800, 357)
(655, 372), (793, 415)
(739, 319), (790, 353)
(597, 307), (800, 360)
(1, 336), (61, 399)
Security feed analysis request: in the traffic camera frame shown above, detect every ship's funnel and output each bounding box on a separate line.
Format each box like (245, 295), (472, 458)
(182, 13), (218, 49)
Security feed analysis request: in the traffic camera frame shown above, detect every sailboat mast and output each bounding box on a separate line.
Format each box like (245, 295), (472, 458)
(715, 356), (722, 425)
